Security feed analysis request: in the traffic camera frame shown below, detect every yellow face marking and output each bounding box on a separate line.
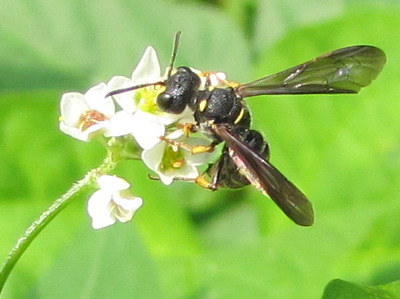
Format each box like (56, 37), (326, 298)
(198, 99), (208, 112)
(234, 108), (245, 124)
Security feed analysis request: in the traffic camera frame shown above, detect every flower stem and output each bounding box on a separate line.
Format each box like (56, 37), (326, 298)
(0, 155), (117, 294)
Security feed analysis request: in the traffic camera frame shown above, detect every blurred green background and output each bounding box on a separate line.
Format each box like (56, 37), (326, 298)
(1, 0), (400, 298)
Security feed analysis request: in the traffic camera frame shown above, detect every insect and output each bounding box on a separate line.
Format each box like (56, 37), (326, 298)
(108, 32), (386, 226)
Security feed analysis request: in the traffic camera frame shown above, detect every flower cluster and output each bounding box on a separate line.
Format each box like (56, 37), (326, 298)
(59, 46), (215, 229)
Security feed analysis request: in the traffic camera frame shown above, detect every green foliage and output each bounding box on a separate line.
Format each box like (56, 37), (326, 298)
(322, 279), (400, 299)
(1, 0), (400, 298)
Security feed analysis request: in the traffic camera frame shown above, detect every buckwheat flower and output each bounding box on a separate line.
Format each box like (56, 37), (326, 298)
(109, 47), (196, 125)
(60, 81), (139, 141)
(108, 46), (162, 115)
(87, 175), (143, 229)
(191, 68), (229, 89)
(142, 132), (215, 185)
(59, 83), (114, 141)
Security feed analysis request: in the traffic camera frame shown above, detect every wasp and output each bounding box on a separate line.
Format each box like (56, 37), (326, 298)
(108, 32), (386, 226)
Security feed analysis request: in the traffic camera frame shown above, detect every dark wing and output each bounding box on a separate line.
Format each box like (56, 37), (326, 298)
(237, 46), (386, 97)
(213, 125), (314, 226)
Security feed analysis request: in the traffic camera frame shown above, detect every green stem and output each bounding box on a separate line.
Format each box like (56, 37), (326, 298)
(0, 154), (117, 294)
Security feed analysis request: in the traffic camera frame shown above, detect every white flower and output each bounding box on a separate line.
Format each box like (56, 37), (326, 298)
(60, 83), (136, 141)
(109, 46), (197, 122)
(87, 175), (143, 229)
(192, 68), (229, 89)
(59, 83), (113, 141)
(142, 133), (215, 185)
(107, 47), (197, 149)
(108, 46), (162, 115)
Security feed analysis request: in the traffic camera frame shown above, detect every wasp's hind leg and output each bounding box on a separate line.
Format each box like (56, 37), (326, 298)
(194, 174), (218, 191)
(158, 166), (220, 191)
(193, 157), (225, 191)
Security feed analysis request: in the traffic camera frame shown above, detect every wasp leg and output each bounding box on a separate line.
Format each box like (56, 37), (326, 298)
(160, 136), (216, 154)
(152, 171), (219, 191)
(194, 174), (218, 191)
(172, 174), (218, 191)
(195, 155), (225, 191)
(175, 122), (198, 136)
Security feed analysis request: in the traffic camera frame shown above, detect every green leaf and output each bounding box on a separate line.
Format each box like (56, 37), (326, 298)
(322, 279), (400, 299)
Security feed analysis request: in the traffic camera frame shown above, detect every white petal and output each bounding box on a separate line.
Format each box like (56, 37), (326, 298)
(59, 121), (108, 142)
(157, 173), (174, 185)
(141, 142), (165, 172)
(108, 76), (137, 113)
(113, 192), (143, 211)
(97, 175), (130, 191)
(166, 129), (184, 140)
(104, 111), (136, 137)
(113, 192), (143, 222)
(131, 111), (165, 149)
(87, 190), (112, 217)
(175, 164), (199, 179)
(87, 190), (116, 229)
(157, 164), (199, 186)
(85, 83), (115, 117)
(132, 122), (164, 149)
(107, 75), (131, 90)
(131, 46), (161, 84)
(59, 121), (88, 141)
(208, 72), (227, 87)
(114, 209), (137, 223)
(60, 92), (89, 127)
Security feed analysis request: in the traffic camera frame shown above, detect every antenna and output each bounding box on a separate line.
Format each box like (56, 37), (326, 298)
(166, 31), (181, 78)
(106, 32), (182, 98)
(106, 82), (163, 97)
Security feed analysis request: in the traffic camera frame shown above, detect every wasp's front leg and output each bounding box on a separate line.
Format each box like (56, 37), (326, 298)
(174, 122), (198, 136)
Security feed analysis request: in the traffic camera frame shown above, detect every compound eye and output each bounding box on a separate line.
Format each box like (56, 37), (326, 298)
(157, 93), (187, 114)
(157, 92), (174, 112)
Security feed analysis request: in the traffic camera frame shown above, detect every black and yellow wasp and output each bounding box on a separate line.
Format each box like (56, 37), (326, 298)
(108, 32), (386, 226)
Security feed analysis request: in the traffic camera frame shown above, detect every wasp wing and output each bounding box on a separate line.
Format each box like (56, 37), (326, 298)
(237, 46), (386, 97)
(213, 125), (314, 226)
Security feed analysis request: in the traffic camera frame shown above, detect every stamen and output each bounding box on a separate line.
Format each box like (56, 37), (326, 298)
(78, 110), (107, 131)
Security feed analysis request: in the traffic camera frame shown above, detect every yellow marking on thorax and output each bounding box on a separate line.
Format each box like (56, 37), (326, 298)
(198, 99), (208, 112)
(234, 108), (245, 124)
